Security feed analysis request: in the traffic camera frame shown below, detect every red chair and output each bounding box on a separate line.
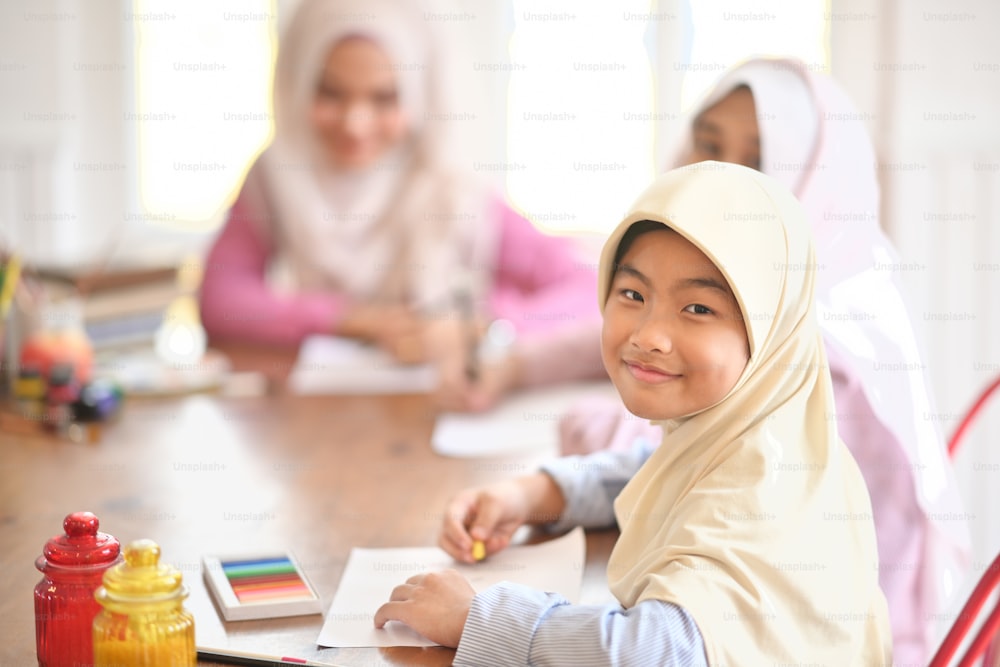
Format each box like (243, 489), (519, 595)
(927, 377), (1000, 667)
(927, 552), (1000, 667)
(947, 376), (1000, 459)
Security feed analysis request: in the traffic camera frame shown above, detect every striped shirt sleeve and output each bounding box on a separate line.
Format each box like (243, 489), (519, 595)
(453, 581), (707, 666)
(540, 436), (659, 532)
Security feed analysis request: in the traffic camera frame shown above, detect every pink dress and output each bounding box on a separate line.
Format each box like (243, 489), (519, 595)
(199, 188), (604, 387)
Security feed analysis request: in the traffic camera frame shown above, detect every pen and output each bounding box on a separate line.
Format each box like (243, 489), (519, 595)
(197, 647), (335, 667)
(455, 289), (479, 384)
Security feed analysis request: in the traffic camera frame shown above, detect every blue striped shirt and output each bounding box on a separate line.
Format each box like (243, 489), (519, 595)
(453, 437), (708, 666)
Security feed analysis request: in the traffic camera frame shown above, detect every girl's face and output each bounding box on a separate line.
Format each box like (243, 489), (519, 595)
(311, 37), (409, 169)
(602, 228), (750, 421)
(684, 86), (761, 171)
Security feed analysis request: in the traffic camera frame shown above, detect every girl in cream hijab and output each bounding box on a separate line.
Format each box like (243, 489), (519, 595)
(376, 161), (892, 665)
(198, 0), (605, 409)
(560, 57), (970, 664)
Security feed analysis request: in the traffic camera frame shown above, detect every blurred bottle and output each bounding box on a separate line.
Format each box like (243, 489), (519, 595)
(92, 539), (195, 667)
(13, 363), (46, 419)
(34, 511), (122, 667)
(19, 298), (94, 386)
(154, 295), (206, 365)
(45, 362), (81, 433)
(155, 256), (207, 365)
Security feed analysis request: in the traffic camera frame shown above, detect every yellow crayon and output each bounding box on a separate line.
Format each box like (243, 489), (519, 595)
(471, 540), (486, 562)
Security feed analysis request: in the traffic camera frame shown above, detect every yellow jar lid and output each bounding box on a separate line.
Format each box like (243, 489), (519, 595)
(97, 539), (185, 602)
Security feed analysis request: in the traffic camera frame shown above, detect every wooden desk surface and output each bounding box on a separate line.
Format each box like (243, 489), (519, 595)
(0, 390), (618, 666)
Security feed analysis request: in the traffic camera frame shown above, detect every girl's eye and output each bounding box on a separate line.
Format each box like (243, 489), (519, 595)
(621, 288), (643, 303)
(693, 139), (719, 157)
(317, 86), (342, 100)
(372, 92), (398, 109)
(684, 303), (712, 315)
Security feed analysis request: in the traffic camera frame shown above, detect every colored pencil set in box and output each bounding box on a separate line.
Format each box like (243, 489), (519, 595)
(202, 553), (323, 621)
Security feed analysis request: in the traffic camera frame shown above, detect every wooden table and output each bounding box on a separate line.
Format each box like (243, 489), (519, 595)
(1, 384), (618, 665)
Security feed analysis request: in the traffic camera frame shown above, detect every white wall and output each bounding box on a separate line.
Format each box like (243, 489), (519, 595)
(0, 0), (223, 270)
(832, 0), (1000, 604)
(0, 0), (133, 266)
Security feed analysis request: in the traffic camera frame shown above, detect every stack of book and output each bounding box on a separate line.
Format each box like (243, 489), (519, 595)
(34, 263), (184, 351)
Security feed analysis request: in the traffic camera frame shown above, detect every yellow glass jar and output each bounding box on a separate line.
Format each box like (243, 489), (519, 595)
(92, 539), (195, 666)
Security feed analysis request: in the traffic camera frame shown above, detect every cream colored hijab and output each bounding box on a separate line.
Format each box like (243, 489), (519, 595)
(601, 162), (892, 665)
(250, 0), (493, 309)
(670, 57), (970, 615)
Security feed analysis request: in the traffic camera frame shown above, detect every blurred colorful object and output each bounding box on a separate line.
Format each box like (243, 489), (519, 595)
(0, 253), (21, 317)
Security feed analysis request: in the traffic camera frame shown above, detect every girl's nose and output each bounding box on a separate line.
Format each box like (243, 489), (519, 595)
(629, 312), (673, 354)
(342, 103), (374, 136)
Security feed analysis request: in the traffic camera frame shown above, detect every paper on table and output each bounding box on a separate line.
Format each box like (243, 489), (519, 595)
(95, 348), (231, 397)
(288, 335), (437, 395)
(317, 527), (586, 648)
(432, 381), (620, 458)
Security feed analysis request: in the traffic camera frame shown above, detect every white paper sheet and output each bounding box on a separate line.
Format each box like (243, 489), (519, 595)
(288, 335), (437, 395)
(317, 527), (586, 648)
(431, 382), (620, 458)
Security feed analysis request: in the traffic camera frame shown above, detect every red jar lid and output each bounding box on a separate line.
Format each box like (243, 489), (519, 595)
(40, 512), (121, 567)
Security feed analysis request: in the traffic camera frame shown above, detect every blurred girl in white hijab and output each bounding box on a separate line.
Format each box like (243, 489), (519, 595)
(199, 0), (604, 410)
(558, 56), (970, 665)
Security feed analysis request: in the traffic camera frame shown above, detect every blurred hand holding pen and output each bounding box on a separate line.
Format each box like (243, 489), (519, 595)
(428, 289), (524, 413)
(455, 288), (480, 385)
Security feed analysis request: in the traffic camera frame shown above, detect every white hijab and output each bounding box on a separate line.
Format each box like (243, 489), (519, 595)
(251, 0), (494, 309)
(669, 57), (970, 609)
(603, 162), (892, 664)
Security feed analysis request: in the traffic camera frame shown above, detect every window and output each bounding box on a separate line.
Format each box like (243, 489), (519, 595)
(132, 0), (276, 225)
(680, 0), (828, 110)
(504, 0), (828, 235)
(505, 0), (657, 235)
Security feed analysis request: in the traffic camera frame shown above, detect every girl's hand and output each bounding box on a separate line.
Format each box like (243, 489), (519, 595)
(439, 475), (566, 563)
(440, 481), (528, 563)
(422, 315), (519, 412)
(373, 569), (475, 648)
(336, 304), (427, 363)
(433, 356), (519, 413)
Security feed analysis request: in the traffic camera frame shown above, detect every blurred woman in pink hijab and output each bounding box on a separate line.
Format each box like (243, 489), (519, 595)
(198, 0), (604, 411)
(560, 57), (970, 666)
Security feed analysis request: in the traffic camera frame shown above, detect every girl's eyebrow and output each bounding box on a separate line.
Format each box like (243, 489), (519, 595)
(692, 117), (720, 134)
(616, 264), (732, 298)
(693, 115), (760, 147)
(613, 263), (650, 287)
(679, 276), (734, 297)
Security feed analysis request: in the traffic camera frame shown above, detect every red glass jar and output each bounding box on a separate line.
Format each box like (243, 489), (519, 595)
(34, 511), (121, 667)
